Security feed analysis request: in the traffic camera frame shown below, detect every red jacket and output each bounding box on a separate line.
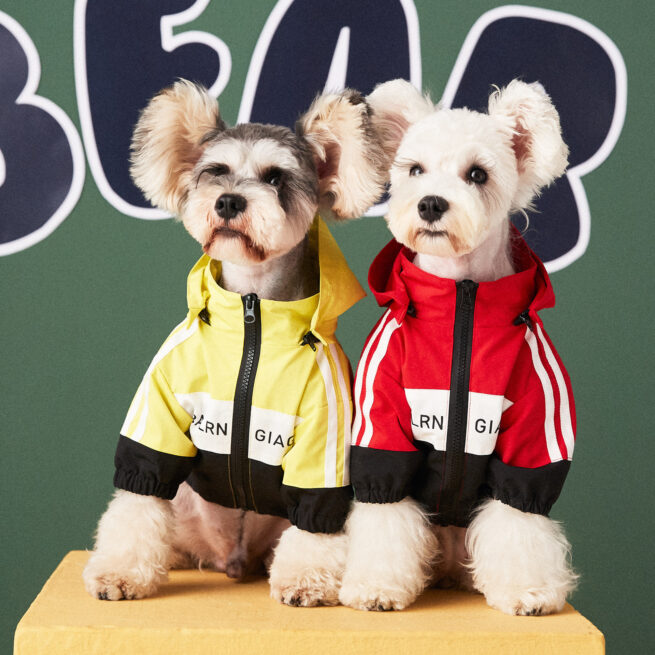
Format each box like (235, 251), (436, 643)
(351, 235), (575, 526)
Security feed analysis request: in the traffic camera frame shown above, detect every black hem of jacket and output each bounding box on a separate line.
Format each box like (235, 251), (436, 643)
(114, 435), (352, 533)
(350, 445), (424, 504)
(114, 435), (195, 500)
(281, 484), (353, 534)
(350, 444), (571, 524)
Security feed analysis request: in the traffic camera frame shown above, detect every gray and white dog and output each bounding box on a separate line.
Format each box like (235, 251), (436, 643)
(83, 80), (386, 605)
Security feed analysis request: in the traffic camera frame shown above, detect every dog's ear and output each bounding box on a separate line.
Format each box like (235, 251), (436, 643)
(488, 80), (569, 210)
(366, 79), (435, 167)
(296, 89), (388, 220)
(130, 80), (226, 215)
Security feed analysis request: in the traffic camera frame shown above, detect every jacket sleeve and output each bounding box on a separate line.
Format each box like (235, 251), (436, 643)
(487, 322), (576, 515)
(280, 344), (353, 534)
(114, 366), (197, 500)
(349, 316), (423, 504)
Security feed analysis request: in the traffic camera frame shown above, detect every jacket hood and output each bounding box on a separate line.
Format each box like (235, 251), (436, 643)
(369, 230), (556, 325)
(186, 216), (365, 343)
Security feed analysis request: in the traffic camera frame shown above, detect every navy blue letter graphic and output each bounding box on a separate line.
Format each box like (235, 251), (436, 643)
(239, 0), (420, 128)
(441, 6), (626, 270)
(75, 0), (229, 218)
(0, 12), (84, 256)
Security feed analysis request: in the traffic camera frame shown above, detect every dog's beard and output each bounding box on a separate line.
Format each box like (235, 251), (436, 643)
(203, 224), (267, 262)
(410, 227), (463, 257)
(413, 228), (462, 256)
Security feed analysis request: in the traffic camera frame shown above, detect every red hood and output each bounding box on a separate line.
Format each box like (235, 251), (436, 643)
(368, 231), (556, 325)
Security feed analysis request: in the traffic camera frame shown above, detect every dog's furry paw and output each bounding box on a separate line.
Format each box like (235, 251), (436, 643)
(484, 587), (567, 616)
(339, 581), (416, 611)
(467, 500), (578, 617)
(269, 527), (347, 607)
(270, 568), (341, 607)
(83, 554), (167, 600)
(339, 500), (438, 612)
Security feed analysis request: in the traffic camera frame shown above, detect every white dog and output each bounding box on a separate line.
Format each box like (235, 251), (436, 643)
(83, 80), (387, 606)
(340, 79), (578, 616)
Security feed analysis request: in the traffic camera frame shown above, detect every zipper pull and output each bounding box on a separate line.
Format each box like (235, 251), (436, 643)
(198, 307), (211, 325)
(300, 331), (319, 351)
(243, 293), (258, 324)
(514, 310), (534, 331)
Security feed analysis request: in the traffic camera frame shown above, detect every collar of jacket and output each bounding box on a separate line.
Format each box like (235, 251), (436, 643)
(368, 228), (556, 326)
(185, 215), (365, 345)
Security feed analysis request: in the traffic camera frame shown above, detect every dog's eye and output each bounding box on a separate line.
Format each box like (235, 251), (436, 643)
(409, 165), (424, 177)
(468, 167), (488, 185)
(263, 168), (283, 187)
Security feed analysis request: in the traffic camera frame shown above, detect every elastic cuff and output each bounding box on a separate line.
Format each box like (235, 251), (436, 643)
(288, 508), (347, 534)
(281, 485), (352, 534)
(353, 486), (407, 504)
(485, 456), (571, 516)
(490, 491), (556, 517)
(350, 445), (423, 504)
(114, 469), (179, 500)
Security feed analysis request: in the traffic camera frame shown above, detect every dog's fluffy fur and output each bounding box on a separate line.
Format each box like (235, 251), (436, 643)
(339, 498), (439, 611)
(339, 79), (577, 615)
(84, 80), (387, 605)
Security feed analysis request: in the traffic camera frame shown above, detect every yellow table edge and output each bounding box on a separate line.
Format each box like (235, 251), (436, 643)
(14, 551), (605, 655)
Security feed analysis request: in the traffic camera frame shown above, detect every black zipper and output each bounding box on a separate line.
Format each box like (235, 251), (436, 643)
(229, 293), (261, 510)
(440, 279), (478, 524)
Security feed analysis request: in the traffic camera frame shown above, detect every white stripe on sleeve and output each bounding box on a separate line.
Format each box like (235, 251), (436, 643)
(329, 343), (351, 485)
(524, 327), (563, 463)
(359, 317), (401, 448)
(316, 344), (339, 487)
(536, 324), (575, 460)
(127, 318), (200, 443)
(351, 309), (391, 445)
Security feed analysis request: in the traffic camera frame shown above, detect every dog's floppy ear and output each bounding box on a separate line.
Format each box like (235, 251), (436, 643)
(130, 80), (226, 215)
(296, 89), (388, 220)
(488, 80), (569, 210)
(366, 79), (435, 167)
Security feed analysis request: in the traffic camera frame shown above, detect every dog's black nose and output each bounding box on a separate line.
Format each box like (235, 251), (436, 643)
(418, 195), (449, 223)
(216, 194), (247, 220)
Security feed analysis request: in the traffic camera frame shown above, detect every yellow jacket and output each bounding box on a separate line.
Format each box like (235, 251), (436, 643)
(115, 218), (364, 533)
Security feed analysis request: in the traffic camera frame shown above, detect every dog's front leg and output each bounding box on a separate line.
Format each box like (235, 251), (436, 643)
(339, 498), (439, 610)
(466, 499), (578, 615)
(268, 525), (347, 606)
(83, 490), (174, 600)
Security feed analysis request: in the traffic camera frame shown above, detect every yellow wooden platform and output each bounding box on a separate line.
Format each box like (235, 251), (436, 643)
(14, 551), (604, 654)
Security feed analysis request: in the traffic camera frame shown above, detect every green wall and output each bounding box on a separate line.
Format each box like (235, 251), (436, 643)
(2, 2), (653, 653)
